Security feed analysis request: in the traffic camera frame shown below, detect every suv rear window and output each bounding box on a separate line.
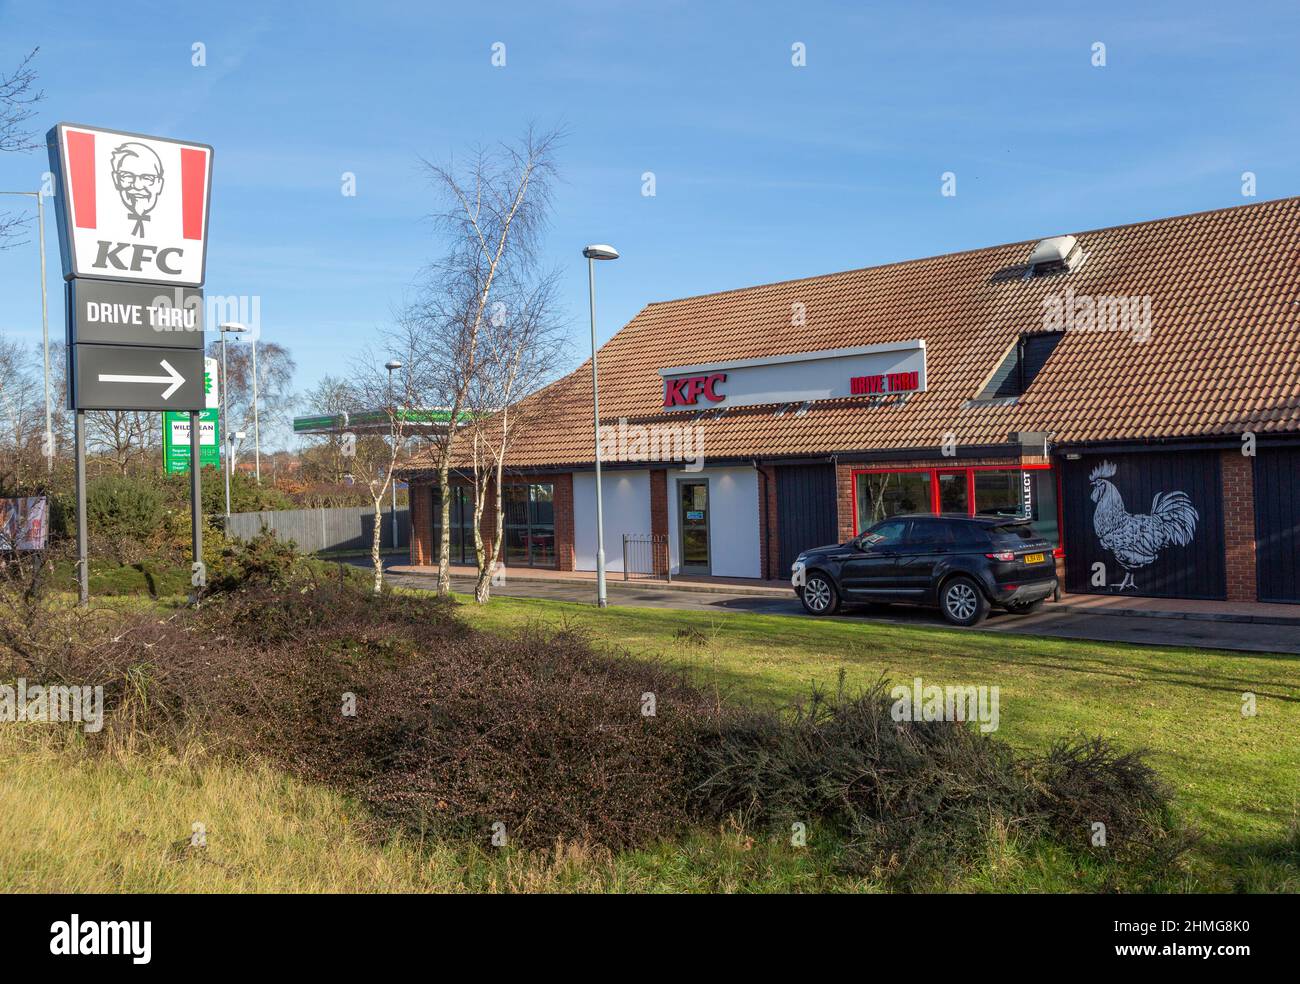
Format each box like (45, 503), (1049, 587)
(987, 522), (1038, 544)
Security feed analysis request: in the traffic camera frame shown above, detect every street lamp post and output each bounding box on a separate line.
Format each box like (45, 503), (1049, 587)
(251, 334), (260, 484)
(218, 322), (247, 516)
(0, 190), (52, 472)
(582, 244), (620, 609)
(385, 359), (404, 550)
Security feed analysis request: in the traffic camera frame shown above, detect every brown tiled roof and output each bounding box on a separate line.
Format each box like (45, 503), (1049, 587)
(442, 196), (1300, 469)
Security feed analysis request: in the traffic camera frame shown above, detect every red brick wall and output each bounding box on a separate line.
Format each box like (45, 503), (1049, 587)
(409, 481), (430, 565)
(835, 464), (856, 544)
(649, 469), (669, 575)
(1221, 450), (1257, 603)
(552, 473), (575, 571)
(650, 470), (668, 537)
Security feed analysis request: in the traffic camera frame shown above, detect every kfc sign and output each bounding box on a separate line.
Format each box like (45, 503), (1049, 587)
(659, 340), (927, 411)
(48, 123), (214, 287)
(664, 372), (727, 407)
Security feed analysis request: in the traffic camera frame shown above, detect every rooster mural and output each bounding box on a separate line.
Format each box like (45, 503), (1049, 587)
(1089, 461), (1199, 592)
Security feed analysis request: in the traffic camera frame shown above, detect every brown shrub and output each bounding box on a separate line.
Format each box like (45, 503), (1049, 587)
(0, 581), (1184, 875)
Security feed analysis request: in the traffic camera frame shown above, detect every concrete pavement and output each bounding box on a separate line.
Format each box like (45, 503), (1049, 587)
(377, 566), (1300, 656)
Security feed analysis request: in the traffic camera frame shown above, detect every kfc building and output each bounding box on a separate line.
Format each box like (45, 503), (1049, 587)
(406, 197), (1300, 604)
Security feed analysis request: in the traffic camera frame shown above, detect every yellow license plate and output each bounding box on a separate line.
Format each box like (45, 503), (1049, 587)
(1024, 553), (1046, 564)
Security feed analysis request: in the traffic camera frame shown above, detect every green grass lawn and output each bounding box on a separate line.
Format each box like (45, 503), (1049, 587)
(3, 587), (1296, 892)
(451, 593), (1300, 892)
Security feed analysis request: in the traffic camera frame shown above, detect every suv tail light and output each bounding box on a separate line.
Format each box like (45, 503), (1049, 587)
(985, 551), (1016, 562)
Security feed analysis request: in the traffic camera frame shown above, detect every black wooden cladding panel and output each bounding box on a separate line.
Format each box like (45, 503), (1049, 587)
(1060, 451), (1225, 600)
(776, 465), (839, 574)
(1255, 449), (1300, 603)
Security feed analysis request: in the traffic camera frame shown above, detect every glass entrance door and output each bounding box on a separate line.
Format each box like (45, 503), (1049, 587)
(432, 486), (475, 565)
(679, 481), (710, 574)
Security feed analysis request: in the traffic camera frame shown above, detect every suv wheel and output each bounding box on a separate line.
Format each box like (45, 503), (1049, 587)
(940, 575), (989, 627)
(800, 572), (840, 616)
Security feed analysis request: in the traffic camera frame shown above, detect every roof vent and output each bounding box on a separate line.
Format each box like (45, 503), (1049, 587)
(1025, 235), (1083, 277)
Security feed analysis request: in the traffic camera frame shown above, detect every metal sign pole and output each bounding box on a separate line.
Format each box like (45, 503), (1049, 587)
(74, 408), (88, 606)
(189, 409), (203, 601)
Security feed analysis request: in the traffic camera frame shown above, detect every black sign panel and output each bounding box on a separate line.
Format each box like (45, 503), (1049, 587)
(68, 279), (203, 348)
(1060, 450), (1225, 600)
(72, 344), (206, 412)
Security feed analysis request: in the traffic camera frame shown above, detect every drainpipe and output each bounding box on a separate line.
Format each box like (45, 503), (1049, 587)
(754, 458), (769, 581)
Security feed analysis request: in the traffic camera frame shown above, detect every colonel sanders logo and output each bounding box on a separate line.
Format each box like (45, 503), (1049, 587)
(110, 141), (165, 238)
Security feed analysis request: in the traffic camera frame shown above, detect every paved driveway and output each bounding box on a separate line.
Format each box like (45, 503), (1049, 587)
(379, 568), (1300, 655)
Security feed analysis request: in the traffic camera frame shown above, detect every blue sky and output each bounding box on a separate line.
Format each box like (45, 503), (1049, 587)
(2, 0), (1298, 448)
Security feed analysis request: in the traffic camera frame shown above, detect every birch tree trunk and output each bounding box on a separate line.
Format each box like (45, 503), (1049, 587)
(436, 454), (453, 596)
(370, 494), (383, 595)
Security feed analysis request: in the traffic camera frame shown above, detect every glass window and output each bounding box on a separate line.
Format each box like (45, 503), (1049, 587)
(974, 470), (1024, 518)
(937, 471), (968, 512)
(503, 482), (556, 568)
(504, 526), (529, 566)
(856, 471), (932, 529)
(1025, 469), (1059, 548)
(860, 519), (910, 548)
(856, 468), (1058, 550)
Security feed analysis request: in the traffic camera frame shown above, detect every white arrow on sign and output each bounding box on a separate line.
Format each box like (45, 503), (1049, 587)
(98, 359), (186, 400)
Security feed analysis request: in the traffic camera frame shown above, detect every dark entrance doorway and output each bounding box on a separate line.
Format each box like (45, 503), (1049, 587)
(431, 485), (475, 565)
(776, 464), (838, 574)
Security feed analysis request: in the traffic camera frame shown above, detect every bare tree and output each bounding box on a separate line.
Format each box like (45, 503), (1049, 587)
(1, 48), (42, 250)
(204, 338), (296, 465)
(0, 334), (45, 489)
(297, 374), (363, 484)
(351, 324), (425, 595)
(466, 273), (566, 602)
(411, 125), (561, 598)
(84, 411), (160, 476)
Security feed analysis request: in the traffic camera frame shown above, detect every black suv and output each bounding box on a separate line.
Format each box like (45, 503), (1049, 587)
(792, 514), (1057, 626)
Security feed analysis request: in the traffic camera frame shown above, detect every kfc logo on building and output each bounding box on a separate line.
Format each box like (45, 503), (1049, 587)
(663, 372), (727, 407)
(49, 123), (213, 287)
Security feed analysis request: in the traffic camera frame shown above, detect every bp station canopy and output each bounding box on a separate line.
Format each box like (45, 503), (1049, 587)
(292, 408), (472, 436)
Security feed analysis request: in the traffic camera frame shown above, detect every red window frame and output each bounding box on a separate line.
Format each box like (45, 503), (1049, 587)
(851, 463), (1064, 557)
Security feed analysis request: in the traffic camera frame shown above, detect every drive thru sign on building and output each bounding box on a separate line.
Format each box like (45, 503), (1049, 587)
(48, 122), (215, 602)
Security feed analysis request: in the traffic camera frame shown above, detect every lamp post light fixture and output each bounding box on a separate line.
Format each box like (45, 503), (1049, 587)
(385, 358), (404, 549)
(218, 322), (248, 516)
(251, 333), (260, 484)
(0, 190), (52, 472)
(582, 243), (620, 609)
